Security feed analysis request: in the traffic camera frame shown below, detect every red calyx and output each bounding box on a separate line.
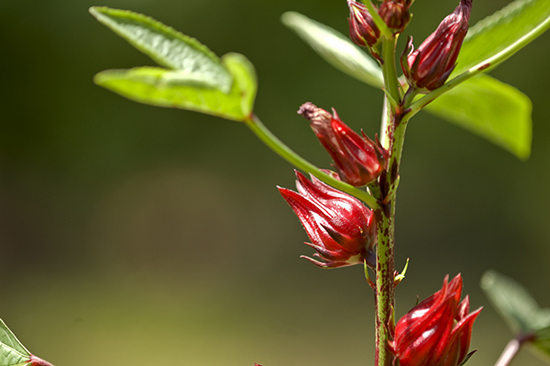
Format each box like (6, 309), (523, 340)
(278, 170), (376, 269)
(298, 102), (388, 187)
(391, 274), (482, 366)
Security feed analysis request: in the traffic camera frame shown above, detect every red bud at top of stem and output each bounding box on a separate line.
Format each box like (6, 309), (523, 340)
(348, 0), (380, 47)
(378, 0), (411, 33)
(401, 0), (472, 91)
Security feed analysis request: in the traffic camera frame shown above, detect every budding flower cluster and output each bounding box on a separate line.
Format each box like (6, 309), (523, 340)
(348, 0), (412, 45)
(391, 274), (482, 366)
(402, 0), (472, 91)
(298, 102), (388, 187)
(278, 171), (376, 269)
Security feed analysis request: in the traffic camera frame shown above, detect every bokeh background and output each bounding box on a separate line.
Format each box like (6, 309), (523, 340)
(1, 0), (550, 365)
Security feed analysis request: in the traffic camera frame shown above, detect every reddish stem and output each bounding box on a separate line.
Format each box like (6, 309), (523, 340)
(494, 333), (535, 366)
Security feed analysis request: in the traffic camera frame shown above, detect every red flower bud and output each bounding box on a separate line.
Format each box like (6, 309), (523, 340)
(348, 0), (380, 47)
(278, 171), (376, 269)
(298, 102), (388, 187)
(401, 0), (472, 91)
(29, 355), (55, 366)
(391, 274), (482, 366)
(379, 1), (410, 33)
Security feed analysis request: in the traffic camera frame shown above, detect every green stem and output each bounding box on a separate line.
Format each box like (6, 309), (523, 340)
(382, 38), (402, 110)
(361, 0), (393, 40)
(374, 120), (404, 366)
(379, 37), (402, 151)
(244, 115), (380, 210)
(373, 203), (396, 366)
(374, 36), (408, 366)
(406, 68), (475, 118)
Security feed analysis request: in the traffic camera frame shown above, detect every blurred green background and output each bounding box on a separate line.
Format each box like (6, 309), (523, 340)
(1, 0), (550, 365)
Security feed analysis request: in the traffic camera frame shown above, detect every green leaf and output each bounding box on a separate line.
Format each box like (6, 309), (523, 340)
(481, 271), (550, 334)
(281, 11), (383, 88)
(94, 52), (257, 122)
(533, 325), (550, 360)
(455, 0), (550, 75)
(222, 53), (257, 117)
(481, 271), (550, 362)
(89, 6), (232, 93)
(0, 319), (30, 366)
(90, 7), (258, 120)
(425, 74), (532, 160)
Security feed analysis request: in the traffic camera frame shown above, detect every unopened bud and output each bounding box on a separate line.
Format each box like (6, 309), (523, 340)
(298, 102), (388, 187)
(29, 355), (55, 366)
(348, 0), (380, 47)
(378, 1), (410, 33)
(401, 0), (472, 91)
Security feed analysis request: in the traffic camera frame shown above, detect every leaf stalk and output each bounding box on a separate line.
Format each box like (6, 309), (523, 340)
(244, 115), (380, 209)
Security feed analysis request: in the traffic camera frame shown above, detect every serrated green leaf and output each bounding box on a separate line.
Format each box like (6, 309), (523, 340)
(481, 271), (550, 334)
(89, 6), (232, 93)
(0, 319), (30, 366)
(281, 11), (383, 88)
(425, 74), (532, 160)
(455, 0), (550, 75)
(94, 53), (257, 122)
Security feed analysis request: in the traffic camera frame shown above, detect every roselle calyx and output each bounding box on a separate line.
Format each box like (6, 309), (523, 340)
(278, 171), (376, 269)
(348, 0), (380, 47)
(391, 274), (482, 366)
(298, 102), (388, 187)
(401, 0), (472, 91)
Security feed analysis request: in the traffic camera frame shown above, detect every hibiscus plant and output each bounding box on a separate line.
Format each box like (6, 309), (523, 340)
(2, 0), (550, 366)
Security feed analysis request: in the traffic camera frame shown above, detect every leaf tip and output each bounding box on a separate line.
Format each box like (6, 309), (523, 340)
(88, 6), (106, 18)
(517, 149), (531, 161)
(280, 11), (300, 27)
(92, 70), (108, 86)
(480, 270), (497, 290)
